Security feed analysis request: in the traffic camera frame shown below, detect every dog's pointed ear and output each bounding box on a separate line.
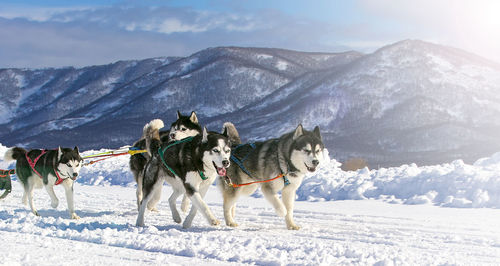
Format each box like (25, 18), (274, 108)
(189, 111), (198, 124)
(313, 126), (322, 140)
(293, 124), (304, 140)
(74, 146), (79, 153)
(57, 146), (63, 161)
(222, 125), (228, 137)
(176, 110), (182, 119)
(202, 127), (208, 143)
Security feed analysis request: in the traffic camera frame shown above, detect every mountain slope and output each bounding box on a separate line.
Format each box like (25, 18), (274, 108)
(1, 40), (500, 167)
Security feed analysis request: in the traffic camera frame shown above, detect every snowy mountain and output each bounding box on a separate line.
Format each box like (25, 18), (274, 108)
(1, 40), (500, 167)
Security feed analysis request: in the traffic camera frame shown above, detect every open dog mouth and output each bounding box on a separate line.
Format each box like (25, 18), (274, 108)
(213, 161), (227, 176)
(304, 163), (316, 173)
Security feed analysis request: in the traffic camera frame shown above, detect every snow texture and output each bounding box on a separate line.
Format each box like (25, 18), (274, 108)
(1, 143), (500, 265)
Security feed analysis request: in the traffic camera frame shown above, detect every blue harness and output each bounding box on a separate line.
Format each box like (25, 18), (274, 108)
(230, 143), (290, 186)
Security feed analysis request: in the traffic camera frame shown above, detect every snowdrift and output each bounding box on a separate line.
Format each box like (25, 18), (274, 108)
(1, 144), (499, 208)
(298, 157), (500, 208)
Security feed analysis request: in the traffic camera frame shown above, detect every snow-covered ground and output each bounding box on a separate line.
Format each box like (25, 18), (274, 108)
(1, 144), (500, 265)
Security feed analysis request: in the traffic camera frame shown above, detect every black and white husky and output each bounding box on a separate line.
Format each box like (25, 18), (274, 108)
(130, 111), (202, 211)
(136, 119), (231, 228)
(4, 147), (83, 219)
(218, 124), (324, 230)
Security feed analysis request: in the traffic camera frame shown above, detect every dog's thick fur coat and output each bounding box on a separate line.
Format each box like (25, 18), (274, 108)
(4, 146), (83, 219)
(136, 119), (231, 228)
(219, 124), (324, 230)
(130, 111), (201, 211)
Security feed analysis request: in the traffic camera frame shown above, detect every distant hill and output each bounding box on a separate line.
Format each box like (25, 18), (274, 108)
(2, 40), (500, 167)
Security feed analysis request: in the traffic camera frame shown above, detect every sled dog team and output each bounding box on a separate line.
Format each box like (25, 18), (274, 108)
(4, 111), (325, 230)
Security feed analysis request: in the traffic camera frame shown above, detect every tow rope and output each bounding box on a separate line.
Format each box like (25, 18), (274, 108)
(83, 147), (147, 166)
(158, 136), (207, 180)
(224, 173), (289, 188)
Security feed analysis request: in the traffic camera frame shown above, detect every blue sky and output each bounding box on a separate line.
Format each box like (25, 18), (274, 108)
(1, 0), (499, 68)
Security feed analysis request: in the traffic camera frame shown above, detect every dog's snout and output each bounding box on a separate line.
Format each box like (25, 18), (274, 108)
(73, 173), (78, 177)
(222, 160), (230, 168)
(312, 159), (319, 166)
(170, 133), (176, 139)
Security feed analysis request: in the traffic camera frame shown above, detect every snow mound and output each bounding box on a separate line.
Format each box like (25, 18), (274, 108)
(299, 156), (500, 208)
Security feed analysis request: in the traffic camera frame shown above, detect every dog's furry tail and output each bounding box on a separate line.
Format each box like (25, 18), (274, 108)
(4, 147), (27, 162)
(143, 119), (164, 156)
(222, 122), (241, 145)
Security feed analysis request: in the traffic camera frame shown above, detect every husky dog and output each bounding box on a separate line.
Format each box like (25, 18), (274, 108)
(219, 124), (324, 230)
(179, 122), (241, 213)
(130, 111), (202, 211)
(4, 147), (83, 219)
(136, 119), (231, 228)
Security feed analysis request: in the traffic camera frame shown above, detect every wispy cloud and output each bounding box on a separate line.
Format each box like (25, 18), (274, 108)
(0, 5), (353, 68)
(2, 1), (499, 68)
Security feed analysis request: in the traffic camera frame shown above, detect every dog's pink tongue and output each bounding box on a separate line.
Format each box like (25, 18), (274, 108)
(217, 167), (227, 176)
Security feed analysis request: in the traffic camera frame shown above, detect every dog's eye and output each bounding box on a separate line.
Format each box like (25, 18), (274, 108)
(181, 127), (187, 131)
(66, 163), (71, 167)
(304, 149), (311, 154)
(212, 149), (220, 153)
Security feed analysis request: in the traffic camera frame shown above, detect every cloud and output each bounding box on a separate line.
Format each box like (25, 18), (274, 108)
(4, 2), (498, 69)
(0, 5), (354, 68)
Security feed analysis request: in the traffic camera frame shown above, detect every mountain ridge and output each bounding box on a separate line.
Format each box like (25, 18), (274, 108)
(1, 40), (500, 167)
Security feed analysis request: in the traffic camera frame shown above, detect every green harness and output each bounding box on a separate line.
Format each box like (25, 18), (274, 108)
(157, 136), (208, 180)
(0, 169), (14, 199)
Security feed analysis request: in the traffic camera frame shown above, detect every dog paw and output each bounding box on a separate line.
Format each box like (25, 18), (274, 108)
(226, 221), (238, 227)
(33, 211), (40, 216)
(173, 215), (182, 224)
(287, 224), (301, 230)
(211, 219), (221, 226)
(148, 207), (159, 212)
(51, 200), (59, 208)
(182, 221), (192, 229)
(136, 218), (145, 227)
(71, 213), (81, 219)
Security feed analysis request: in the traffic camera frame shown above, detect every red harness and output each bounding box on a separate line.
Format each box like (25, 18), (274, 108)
(25, 149), (66, 185)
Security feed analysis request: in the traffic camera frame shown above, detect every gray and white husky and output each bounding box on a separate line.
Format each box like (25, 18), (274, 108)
(218, 124), (324, 230)
(130, 111), (202, 211)
(136, 119), (231, 228)
(4, 147), (83, 219)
